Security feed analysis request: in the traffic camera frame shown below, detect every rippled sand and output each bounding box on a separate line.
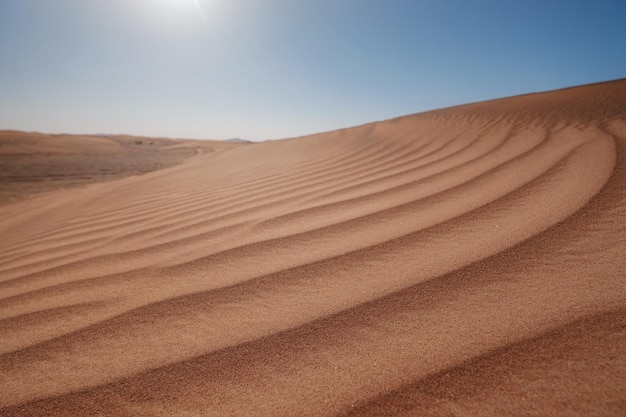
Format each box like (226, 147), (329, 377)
(1, 80), (625, 416)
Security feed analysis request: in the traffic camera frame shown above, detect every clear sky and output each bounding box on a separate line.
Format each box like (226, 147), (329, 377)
(0, 0), (624, 141)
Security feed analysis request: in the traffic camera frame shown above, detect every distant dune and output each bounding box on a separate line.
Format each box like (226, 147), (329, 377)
(0, 132), (240, 204)
(0, 79), (625, 416)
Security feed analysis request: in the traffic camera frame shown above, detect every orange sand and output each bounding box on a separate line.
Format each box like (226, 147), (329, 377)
(0, 79), (625, 416)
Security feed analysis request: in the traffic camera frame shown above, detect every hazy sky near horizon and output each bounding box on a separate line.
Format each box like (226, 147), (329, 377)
(1, 0), (624, 140)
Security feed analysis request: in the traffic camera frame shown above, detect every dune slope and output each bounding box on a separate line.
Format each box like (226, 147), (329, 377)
(0, 80), (625, 416)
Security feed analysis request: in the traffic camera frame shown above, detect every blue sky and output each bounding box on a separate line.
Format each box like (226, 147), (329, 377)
(0, 0), (624, 140)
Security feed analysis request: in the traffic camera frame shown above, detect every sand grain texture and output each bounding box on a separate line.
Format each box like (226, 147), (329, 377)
(0, 80), (625, 416)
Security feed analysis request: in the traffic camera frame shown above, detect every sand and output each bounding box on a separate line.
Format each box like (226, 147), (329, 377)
(0, 79), (624, 416)
(0, 132), (240, 205)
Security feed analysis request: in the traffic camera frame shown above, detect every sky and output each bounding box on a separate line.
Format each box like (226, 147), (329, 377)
(0, 0), (624, 141)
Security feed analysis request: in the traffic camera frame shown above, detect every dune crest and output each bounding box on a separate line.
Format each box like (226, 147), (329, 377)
(1, 80), (625, 416)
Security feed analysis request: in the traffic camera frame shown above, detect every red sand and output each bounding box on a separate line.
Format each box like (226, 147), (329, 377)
(0, 80), (625, 416)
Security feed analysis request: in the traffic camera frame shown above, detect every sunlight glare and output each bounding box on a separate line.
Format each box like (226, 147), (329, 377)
(158, 0), (210, 22)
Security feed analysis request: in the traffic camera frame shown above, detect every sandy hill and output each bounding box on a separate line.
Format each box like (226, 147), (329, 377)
(0, 79), (625, 416)
(0, 132), (241, 204)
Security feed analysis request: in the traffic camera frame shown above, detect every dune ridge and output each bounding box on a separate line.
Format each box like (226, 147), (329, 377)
(0, 79), (625, 416)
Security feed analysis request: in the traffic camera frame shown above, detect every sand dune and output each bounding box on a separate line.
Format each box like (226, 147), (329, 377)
(0, 79), (625, 416)
(0, 132), (239, 205)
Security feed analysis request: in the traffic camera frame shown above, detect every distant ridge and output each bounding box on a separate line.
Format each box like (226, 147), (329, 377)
(224, 138), (253, 143)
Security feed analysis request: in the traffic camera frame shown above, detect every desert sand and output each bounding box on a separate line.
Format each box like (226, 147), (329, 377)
(0, 132), (239, 205)
(0, 79), (625, 416)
